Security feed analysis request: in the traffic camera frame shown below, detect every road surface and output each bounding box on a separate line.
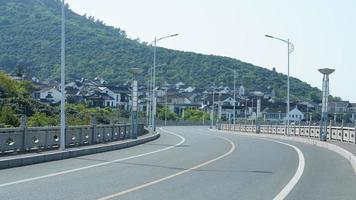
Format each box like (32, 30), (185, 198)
(0, 126), (355, 200)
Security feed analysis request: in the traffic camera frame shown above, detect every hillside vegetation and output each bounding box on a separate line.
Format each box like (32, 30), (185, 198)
(0, 0), (322, 102)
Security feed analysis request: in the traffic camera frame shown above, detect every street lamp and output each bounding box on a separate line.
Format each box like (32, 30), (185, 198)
(265, 34), (294, 135)
(146, 64), (166, 128)
(219, 66), (238, 125)
(60, 0), (66, 150)
(151, 34), (179, 132)
(319, 68), (335, 141)
(210, 87), (216, 129)
(165, 87), (168, 126)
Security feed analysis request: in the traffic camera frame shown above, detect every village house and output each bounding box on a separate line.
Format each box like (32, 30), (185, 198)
(328, 101), (350, 113)
(285, 107), (305, 122)
(85, 91), (115, 108)
(32, 87), (61, 104)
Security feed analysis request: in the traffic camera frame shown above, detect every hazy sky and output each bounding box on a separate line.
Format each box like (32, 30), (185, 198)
(66, 0), (356, 102)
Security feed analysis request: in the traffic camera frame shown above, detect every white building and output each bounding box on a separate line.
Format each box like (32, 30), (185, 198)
(239, 86), (245, 96)
(98, 87), (119, 106)
(285, 107), (304, 122)
(183, 86), (195, 93)
(98, 86), (130, 109)
(33, 88), (61, 103)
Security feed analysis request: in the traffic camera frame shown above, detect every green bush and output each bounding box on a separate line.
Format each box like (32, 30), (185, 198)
(157, 107), (177, 121)
(28, 112), (58, 127)
(183, 109), (209, 121)
(0, 106), (20, 127)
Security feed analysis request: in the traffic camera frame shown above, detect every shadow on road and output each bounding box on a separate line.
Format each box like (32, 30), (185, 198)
(73, 157), (273, 174)
(143, 143), (190, 148)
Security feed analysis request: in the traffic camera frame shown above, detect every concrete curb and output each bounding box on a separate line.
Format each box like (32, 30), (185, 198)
(0, 133), (160, 170)
(213, 129), (356, 175)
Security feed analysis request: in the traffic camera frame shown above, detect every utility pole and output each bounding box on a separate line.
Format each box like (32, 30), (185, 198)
(233, 69), (237, 126)
(210, 89), (215, 128)
(60, 0), (66, 151)
(165, 87), (168, 126)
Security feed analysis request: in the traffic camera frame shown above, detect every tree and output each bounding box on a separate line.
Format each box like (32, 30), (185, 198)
(157, 107), (177, 121)
(0, 0), (323, 102)
(0, 106), (20, 127)
(0, 71), (18, 97)
(183, 109), (209, 121)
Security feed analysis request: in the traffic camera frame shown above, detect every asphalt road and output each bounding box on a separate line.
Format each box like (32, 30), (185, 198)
(0, 126), (355, 200)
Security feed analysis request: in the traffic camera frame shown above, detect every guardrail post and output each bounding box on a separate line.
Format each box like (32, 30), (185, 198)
(78, 126), (83, 145)
(341, 120), (344, 142)
(91, 116), (97, 144)
(328, 120), (332, 140)
(111, 122), (115, 141)
(20, 115), (28, 151)
(354, 122), (356, 144)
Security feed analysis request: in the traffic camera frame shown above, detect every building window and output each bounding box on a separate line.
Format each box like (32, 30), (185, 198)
(34, 92), (40, 99)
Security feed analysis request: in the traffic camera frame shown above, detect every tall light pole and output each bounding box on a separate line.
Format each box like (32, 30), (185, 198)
(147, 64), (165, 127)
(265, 34), (294, 135)
(60, 0), (66, 150)
(146, 79), (150, 125)
(219, 66), (238, 125)
(165, 87), (168, 126)
(147, 67), (153, 127)
(233, 69), (237, 125)
(319, 68), (335, 141)
(210, 88), (215, 128)
(151, 34), (178, 131)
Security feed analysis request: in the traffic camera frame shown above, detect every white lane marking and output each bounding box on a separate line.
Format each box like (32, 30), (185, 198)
(211, 129), (305, 200)
(267, 139), (305, 200)
(97, 128), (236, 200)
(0, 131), (185, 188)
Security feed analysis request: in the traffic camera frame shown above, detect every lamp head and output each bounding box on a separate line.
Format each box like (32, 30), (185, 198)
(318, 68), (335, 75)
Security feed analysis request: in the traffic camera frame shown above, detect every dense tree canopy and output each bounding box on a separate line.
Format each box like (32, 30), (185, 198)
(0, 0), (322, 102)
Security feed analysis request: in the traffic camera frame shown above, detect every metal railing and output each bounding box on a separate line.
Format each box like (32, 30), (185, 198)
(217, 123), (356, 144)
(0, 123), (146, 155)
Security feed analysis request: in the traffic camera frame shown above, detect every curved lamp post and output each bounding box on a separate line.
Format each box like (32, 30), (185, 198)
(151, 34), (179, 131)
(265, 34), (294, 135)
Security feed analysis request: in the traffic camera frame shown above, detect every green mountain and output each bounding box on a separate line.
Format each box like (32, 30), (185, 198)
(0, 0), (322, 102)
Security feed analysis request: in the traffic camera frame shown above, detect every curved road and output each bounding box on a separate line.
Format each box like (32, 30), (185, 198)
(0, 126), (355, 200)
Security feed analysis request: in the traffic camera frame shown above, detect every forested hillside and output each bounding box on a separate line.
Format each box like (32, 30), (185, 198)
(0, 0), (322, 102)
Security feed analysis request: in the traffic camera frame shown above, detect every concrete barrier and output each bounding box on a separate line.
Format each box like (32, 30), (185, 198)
(216, 124), (356, 175)
(0, 131), (160, 170)
(0, 123), (146, 155)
